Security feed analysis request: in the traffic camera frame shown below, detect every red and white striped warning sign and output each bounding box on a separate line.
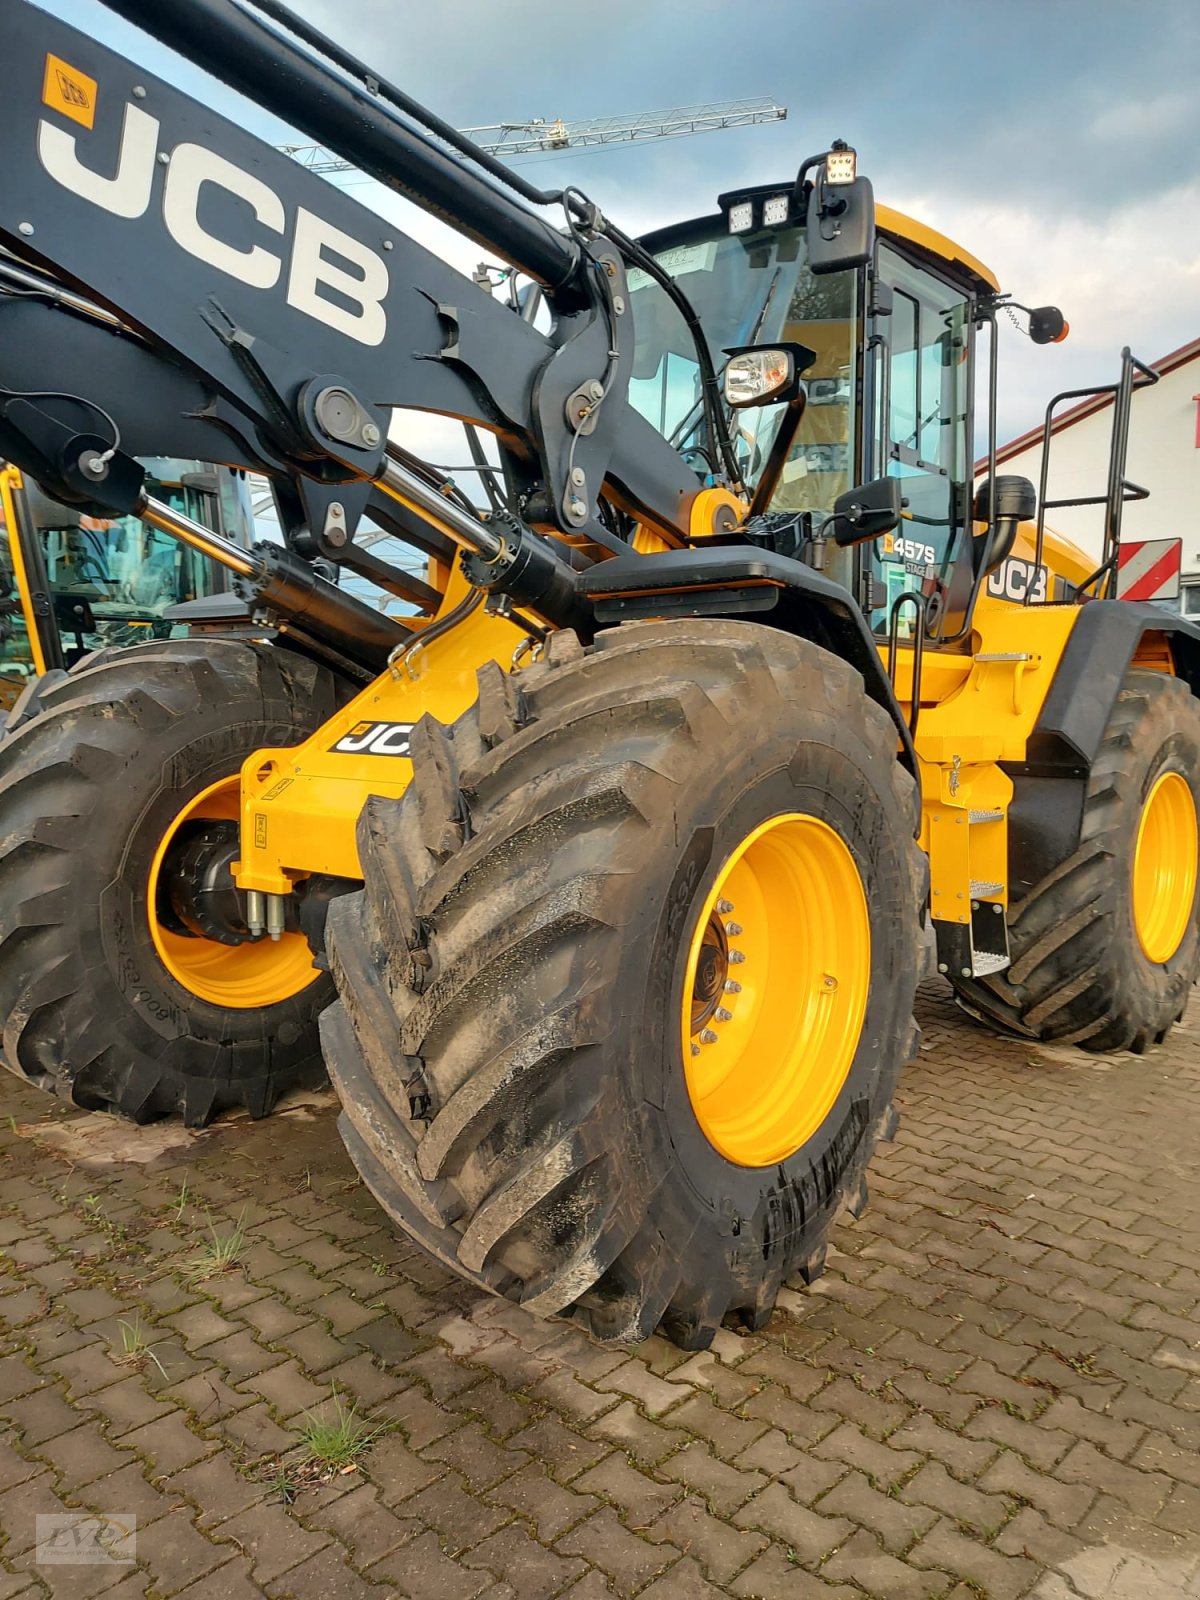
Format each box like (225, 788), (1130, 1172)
(1116, 537), (1182, 602)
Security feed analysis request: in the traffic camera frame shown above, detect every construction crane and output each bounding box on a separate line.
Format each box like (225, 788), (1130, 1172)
(280, 95), (787, 173)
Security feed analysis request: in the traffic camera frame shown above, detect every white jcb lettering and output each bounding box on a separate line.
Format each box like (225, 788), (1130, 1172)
(367, 724), (413, 755)
(987, 558), (1048, 605)
(37, 100), (158, 219)
(38, 99), (390, 344)
(162, 142), (284, 289)
(286, 207), (389, 348)
(335, 726), (380, 754)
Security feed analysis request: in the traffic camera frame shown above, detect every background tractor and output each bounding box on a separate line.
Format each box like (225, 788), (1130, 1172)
(0, 0), (1195, 1350)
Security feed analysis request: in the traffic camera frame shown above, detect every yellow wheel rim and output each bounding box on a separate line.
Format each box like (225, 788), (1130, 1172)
(1132, 770), (1197, 964)
(147, 776), (319, 1009)
(680, 812), (870, 1168)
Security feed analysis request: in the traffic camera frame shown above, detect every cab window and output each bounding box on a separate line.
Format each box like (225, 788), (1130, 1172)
(872, 245), (970, 632)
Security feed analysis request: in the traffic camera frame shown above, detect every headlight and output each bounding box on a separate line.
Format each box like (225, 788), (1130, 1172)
(724, 349), (795, 408)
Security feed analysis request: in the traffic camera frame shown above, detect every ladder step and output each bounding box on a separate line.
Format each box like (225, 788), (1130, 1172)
(968, 809), (1003, 824)
(970, 880), (1004, 897)
(971, 950), (1011, 977)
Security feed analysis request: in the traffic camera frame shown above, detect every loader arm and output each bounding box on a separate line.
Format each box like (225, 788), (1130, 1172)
(0, 0), (706, 621)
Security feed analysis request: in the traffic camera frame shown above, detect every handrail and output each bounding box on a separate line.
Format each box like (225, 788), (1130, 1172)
(1030, 347), (1159, 602)
(887, 590), (927, 736)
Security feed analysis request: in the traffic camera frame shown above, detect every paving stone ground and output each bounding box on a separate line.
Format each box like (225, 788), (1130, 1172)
(2, 980), (1200, 1599)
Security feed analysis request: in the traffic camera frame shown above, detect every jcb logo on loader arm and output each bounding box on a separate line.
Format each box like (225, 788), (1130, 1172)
(36, 57), (389, 346)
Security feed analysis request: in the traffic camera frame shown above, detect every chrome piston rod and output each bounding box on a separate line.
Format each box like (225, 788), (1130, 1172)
(373, 455), (505, 561)
(138, 453), (506, 580)
(137, 492), (262, 577)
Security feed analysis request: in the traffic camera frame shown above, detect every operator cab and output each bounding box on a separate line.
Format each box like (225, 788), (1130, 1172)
(628, 185), (1013, 649)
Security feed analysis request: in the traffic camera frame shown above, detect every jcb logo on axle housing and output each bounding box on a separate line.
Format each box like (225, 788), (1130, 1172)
(330, 721), (415, 757)
(36, 56), (389, 347)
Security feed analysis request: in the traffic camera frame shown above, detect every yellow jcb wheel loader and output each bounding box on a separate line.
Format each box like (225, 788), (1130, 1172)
(0, 0), (1195, 1348)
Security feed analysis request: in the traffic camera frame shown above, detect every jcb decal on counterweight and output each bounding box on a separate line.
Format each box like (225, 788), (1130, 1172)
(330, 721), (415, 757)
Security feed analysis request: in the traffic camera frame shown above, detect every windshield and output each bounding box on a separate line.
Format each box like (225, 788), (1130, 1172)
(629, 221), (859, 519)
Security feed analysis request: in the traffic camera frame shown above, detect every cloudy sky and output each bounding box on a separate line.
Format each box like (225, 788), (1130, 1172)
(39, 0), (1200, 447)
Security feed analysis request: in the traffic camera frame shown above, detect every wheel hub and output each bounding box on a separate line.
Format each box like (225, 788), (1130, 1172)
(681, 812), (870, 1168)
(1133, 769), (1198, 964)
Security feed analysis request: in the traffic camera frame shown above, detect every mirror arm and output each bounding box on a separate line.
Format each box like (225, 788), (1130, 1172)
(748, 394), (809, 518)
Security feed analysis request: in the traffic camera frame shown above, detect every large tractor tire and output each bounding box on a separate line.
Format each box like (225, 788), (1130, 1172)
(322, 620), (924, 1347)
(0, 638), (342, 1125)
(952, 667), (1200, 1051)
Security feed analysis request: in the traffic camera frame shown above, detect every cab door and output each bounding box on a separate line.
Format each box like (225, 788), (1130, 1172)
(865, 243), (973, 639)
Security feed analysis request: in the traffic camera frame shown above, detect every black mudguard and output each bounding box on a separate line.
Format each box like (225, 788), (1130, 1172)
(577, 545), (918, 807)
(1004, 599), (1200, 898)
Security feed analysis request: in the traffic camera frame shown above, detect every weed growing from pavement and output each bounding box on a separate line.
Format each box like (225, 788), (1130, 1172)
(116, 1316), (167, 1378)
(186, 1209), (249, 1281)
(300, 1389), (386, 1471)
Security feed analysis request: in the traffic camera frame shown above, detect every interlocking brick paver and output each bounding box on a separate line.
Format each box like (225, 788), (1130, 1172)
(902, 1459), (1012, 1534)
(302, 1482), (418, 1564)
(819, 1467), (938, 1552)
(214, 1501), (331, 1584)
(731, 1480), (853, 1561)
(729, 1544), (863, 1598)
(34, 1419), (132, 1486)
(368, 1529), (493, 1599)
(174, 1556), (267, 1600)
(3, 980), (1200, 1600)
(810, 1419), (922, 1485)
(486, 1461), (599, 1540)
(128, 1508), (232, 1591)
(118, 1409), (215, 1476)
(979, 1446), (1097, 1528)
(822, 1528), (951, 1600)
(267, 1544), (393, 1600)
(399, 1470), (510, 1548)
(1055, 1437), (1173, 1518)
(644, 1492), (767, 1584)
(909, 1518), (1040, 1600)
(657, 1438), (765, 1514)
(368, 1431), (446, 1503)
(506, 1415), (610, 1483)
(423, 1419), (529, 1491)
(556, 1506), (678, 1597)
(462, 1523), (588, 1598)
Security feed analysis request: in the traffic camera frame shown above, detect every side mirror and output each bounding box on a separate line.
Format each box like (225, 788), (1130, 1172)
(830, 477), (903, 546)
(722, 342), (816, 409)
(1029, 306), (1069, 345)
(807, 173), (875, 276)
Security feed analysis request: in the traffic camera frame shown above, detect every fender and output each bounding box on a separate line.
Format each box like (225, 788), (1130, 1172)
(1022, 599), (1200, 771)
(999, 599), (1200, 899)
(576, 545), (919, 809)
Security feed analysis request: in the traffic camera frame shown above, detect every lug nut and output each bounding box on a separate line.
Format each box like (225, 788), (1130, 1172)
(690, 1043), (701, 1057)
(724, 980), (742, 994)
(716, 1007), (733, 1022)
(716, 898), (734, 915)
(725, 921), (743, 936)
(729, 950), (746, 965)
(700, 1028), (719, 1044)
